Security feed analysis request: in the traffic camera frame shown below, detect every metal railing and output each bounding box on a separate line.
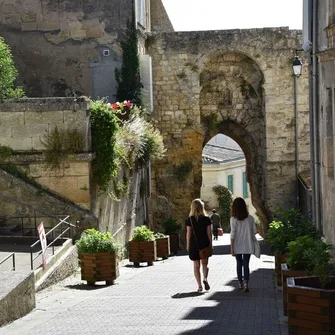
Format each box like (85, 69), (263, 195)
(0, 252), (16, 271)
(30, 215), (77, 270)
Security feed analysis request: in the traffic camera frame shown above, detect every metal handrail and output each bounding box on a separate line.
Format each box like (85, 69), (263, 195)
(30, 215), (76, 270)
(0, 252), (15, 271)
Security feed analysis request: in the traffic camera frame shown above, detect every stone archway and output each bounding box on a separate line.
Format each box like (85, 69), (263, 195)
(200, 52), (271, 225)
(147, 28), (310, 232)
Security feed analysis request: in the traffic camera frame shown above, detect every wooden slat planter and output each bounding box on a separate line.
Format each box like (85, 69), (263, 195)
(169, 234), (179, 255)
(128, 240), (157, 266)
(287, 276), (335, 335)
(79, 252), (119, 286)
(156, 236), (170, 260)
(281, 263), (307, 316)
(275, 253), (287, 286)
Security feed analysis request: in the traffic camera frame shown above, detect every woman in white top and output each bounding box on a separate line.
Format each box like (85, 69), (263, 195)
(230, 197), (256, 292)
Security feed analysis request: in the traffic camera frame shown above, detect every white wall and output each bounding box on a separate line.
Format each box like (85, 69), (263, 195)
(201, 158), (257, 219)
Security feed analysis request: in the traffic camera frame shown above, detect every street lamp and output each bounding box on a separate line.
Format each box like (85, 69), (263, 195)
(292, 53), (303, 208)
(292, 55), (303, 77)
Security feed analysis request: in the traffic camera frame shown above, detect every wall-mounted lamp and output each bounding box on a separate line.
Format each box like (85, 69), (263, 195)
(292, 53), (303, 77)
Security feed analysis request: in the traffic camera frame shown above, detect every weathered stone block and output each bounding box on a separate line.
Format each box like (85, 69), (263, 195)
(24, 111), (64, 125)
(11, 124), (48, 139)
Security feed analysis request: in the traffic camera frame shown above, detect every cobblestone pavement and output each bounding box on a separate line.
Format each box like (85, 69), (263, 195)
(0, 234), (287, 335)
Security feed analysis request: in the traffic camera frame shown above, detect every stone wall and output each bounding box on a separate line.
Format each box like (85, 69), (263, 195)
(0, 97), (148, 245)
(147, 27), (310, 228)
(0, 98), (92, 208)
(0, 0), (133, 97)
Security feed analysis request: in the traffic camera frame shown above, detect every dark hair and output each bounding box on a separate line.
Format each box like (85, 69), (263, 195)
(231, 197), (249, 220)
(212, 209), (216, 213)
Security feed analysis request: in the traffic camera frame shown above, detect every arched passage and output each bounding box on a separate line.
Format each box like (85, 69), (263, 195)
(200, 52), (271, 226)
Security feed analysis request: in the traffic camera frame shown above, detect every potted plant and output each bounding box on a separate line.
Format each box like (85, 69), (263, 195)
(154, 232), (170, 260)
(76, 228), (124, 286)
(128, 225), (156, 266)
(287, 239), (335, 335)
(266, 208), (319, 286)
(281, 235), (314, 316)
(162, 217), (181, 255)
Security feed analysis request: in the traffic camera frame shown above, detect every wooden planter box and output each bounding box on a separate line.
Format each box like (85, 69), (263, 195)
(281, 263), (307, 316)
(79, 252), (119, 286)
(287, 276), (335, 335)
(128, 240), (157, 266)
(275, 253), (287, 286)
(169, 234), (179, 255)
(156, 236), (170, 260)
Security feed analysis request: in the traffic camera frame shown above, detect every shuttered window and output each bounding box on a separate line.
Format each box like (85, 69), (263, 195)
(228, 174), (233, 193)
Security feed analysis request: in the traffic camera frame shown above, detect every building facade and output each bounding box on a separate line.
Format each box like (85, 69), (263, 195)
(304, 0), (335, 243)
(201, 135), (257, 218)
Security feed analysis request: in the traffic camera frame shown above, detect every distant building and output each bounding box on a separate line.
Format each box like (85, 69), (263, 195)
(201, 135), (257, 218)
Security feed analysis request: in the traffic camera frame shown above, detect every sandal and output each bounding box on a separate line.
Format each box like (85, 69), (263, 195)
(197, 287), (203, 292)
(203, 279), (210, 291)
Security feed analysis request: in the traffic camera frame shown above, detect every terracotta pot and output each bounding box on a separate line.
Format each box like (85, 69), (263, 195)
(128, 240), (157, 266)
(156, 236), (170, 259)
(287, 276), (335, 335)
(79, 251), (119, 286)
(281, 263), (307, 316)
(275, 253), (287, 286)
(169, 234), (180, 255)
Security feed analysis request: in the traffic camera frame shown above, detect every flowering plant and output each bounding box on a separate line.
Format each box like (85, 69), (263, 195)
(107, 100), (132, 113)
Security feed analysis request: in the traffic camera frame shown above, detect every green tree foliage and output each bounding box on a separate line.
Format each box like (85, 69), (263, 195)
(116, 17), (142, 107)
(213, 185), (233, 232)
(0, 37), (24, 100)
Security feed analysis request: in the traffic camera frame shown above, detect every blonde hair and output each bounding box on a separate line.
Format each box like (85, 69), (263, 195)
(189, 198), (207, 216)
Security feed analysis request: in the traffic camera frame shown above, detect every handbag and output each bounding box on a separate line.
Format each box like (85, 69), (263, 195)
(190, 217), (212, 259)
(254, 238), (261, 258)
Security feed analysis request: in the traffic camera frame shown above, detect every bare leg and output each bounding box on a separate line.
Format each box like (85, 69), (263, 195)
(201, 258), (209, 280)
(201, 258), (210, 290)
(193, 260), (202, 289)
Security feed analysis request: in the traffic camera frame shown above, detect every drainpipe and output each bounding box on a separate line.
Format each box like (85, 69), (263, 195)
(312, 0), (321, 230)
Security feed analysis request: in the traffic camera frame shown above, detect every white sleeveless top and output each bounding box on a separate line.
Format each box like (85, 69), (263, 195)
(230, 215), (256, 254)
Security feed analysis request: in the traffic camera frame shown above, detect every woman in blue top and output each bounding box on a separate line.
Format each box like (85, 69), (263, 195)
(186, 198), (212, 292)
(230, 197), (256, 292)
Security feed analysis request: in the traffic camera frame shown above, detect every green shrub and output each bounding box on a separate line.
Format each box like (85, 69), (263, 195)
(76, 228), (124, 258)
(0, 37), (24, 100)
(266, 208), (319, 255)
(287, 235), (320, 271)
(287, 235), (334, 288)
(41, 127), (84, 169)
(162, 217), (181, 235)
(131, 225), (155, 242)
(154, 232), (167, 239)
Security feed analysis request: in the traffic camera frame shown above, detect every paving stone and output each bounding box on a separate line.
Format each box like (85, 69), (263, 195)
(0, 235), (287, 335)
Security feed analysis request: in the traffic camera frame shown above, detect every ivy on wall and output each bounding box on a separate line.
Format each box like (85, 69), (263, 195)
(213, 185), (233, 232)
(116, 16), (142, 107)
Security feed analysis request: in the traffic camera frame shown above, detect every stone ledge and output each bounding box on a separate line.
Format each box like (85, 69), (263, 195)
(0, 152), (95, 164)
(0, 97), (91, 112)
(0, 271), (35, 326)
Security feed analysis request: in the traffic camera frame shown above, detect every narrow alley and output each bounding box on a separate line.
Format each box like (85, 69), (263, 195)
(0, 235), (285, 335)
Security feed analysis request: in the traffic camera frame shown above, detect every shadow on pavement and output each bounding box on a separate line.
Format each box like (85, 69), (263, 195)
(176, 267), (279, 335)
(171, 291), (205, 299)
(65, 283), (110, 290)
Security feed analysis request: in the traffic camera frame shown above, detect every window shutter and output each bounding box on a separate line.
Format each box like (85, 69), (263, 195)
(228, 174), (233, 193)
(243, 171), (248, 198)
